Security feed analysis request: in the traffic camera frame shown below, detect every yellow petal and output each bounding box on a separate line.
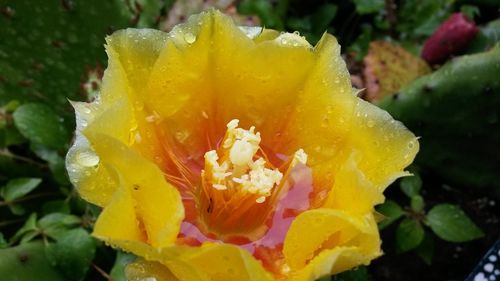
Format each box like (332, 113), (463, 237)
(126, 259), (181, 281)
(283, 33), (354, 163)
(105, 29), (169, 98)
(67, 29), (168, 206)
(123, 243), (273, 281)
(290, 247), (374, 281)
(90, 134), (183, 248)
(277, 32), (418, 204)
(323, 153), (384, 214)
(172, 243), (274, 281)
(349, 98), (418, 191)
(283, 209), (380, 273)
(93, 171), (146, 243)
(143, 10), (318, 159)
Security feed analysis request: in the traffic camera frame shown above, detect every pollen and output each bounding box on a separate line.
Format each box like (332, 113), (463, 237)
(203, 119), (284, 203)
(198, 119), (308, 239)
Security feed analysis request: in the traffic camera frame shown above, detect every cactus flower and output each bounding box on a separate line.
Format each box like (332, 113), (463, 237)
(66, 10), (418, 281)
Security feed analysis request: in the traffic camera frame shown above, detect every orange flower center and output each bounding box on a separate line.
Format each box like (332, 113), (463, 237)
(169, 119), (314, 276)
(197, 119), (308, 240)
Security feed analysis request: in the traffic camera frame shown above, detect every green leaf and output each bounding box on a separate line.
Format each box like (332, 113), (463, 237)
(134, 0), (164, 28)
(10, 213), (39, 244)
(8, 204), (26, 216)
(352, 0), (384, 14)
(376, 200), (404, 229)
(415, 231), (434, 265)
(348, 24), (373, 61)
(42, 200), (71, 215)
(110, 251), (136, 281)
(426, 204), (484, 242)
(38, 213), (81, 240)
(400, 174), (422, 198)
(311, 4), (337, 33)
(396, 218), (424, 252)
(396, 0), (453, 39)
(13, 103), (68, 149)
(410, 195), (425, 212)
(238, 0), (284, 29)
(460, 5), (480, 20)
(1, 125), (26, 147)
(1, 100), (21, 113)
(1, 177), (41, 201)
(0, 233), (7, 249)
(31, 143), (70, 185)
(46, 228), (96, 281)
(0, 242), (66, 281)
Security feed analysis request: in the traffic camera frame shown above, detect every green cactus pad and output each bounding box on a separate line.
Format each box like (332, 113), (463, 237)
(0, 0), (132, 109)
(378, 48), (500, 196)
(0, 242), (66, 281)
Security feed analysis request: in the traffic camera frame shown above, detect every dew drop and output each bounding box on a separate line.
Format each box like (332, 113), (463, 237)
(408, 141), (415, 149)
(183, 32), (196, 44)
(76, 150), (100, 167)
(134, 132), (142, 143)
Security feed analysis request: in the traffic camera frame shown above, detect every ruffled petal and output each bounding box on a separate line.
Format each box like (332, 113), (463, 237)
(90, 135), (183, 248)
(290, 247), (373, 281)
(277, 32), (418, 205)
(348, 98), (419, 190)
(323, 153), (384, 214)
(142, 10), (318, 160)
(283, 209), (380, 277)
(66, 29), (168, 206)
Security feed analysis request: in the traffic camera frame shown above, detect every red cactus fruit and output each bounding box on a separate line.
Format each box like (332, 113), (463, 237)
(421, 13), (479, 65)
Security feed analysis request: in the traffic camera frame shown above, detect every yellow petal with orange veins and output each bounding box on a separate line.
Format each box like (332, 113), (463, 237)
(283, 209), (380, 272)
(144, 10), (317, 159)
(89, 134), (183, 248)
(272, 33), (355, 205)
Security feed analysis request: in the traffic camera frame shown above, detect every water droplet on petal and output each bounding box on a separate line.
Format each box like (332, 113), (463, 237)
(184, 32), (196, 44)
(76, 150), (100, 167)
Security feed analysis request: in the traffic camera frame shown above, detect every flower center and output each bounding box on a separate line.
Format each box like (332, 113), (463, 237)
(197, 119), (308, 240)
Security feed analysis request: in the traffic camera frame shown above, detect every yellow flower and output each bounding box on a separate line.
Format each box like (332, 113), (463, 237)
(66, 10), (418, 281)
